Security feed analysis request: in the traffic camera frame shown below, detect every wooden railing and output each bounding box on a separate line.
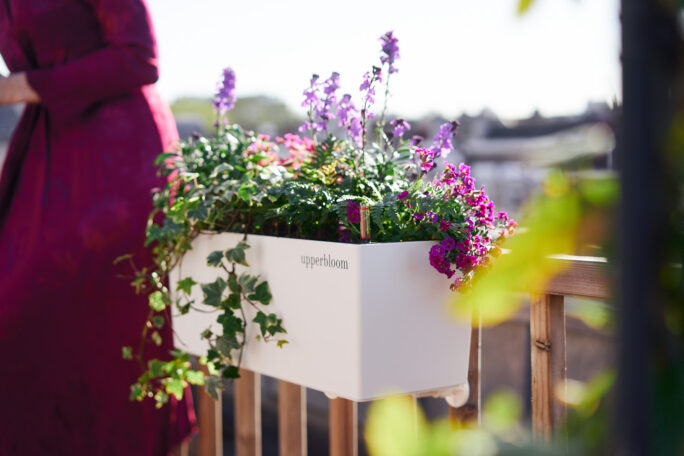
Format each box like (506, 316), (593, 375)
(182, 255), (610, 455)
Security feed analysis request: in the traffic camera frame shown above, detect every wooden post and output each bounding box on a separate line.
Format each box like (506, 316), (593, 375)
(197, 365), (223, 456)
(234, 369), (261, 456)
(329, 398), (357, 456)
(449, 310), (481, 424)
(530, 294), (567, 438)
(278, 380), (307, 456)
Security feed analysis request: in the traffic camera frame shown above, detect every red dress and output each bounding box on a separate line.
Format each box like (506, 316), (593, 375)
(0, 1), (196, 454)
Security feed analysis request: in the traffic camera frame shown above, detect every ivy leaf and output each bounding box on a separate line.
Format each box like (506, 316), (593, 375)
(129, 384), (144, 401)
(122, 346), (133, 360)
(176, 277), (197, 295)
(225, 244), (249, 266)
(207, 250), (224, 267)
(205, 376), (222, 400)
(148, 360), (164, 377)
(151, 331), (162, 346)
(253, 281), (272, 305)
(238, 274), (258, 294)
(227, 274), (240, 293)
(148, 291), (166, 311)
(216, 335), (241, 358)
(152, 316), (165, 328)
(201, 277), (227, 307)
(224, 293), (241, 310)
(217, 312), (243, 337)
(222, 365), (240, 379)
(165, 378), (185, 400)
(186, 370), (205, 386)
(277, 340), (289, 348)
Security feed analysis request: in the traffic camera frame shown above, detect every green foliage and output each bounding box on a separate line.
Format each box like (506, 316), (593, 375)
(123, 34), (515, 408)
(517, 0), (535, 15)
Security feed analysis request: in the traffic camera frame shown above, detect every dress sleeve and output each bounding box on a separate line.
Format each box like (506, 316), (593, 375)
(25, 0), (159, 117)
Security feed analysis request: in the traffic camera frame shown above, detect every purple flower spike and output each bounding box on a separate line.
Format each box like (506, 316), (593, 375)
(410, 135), (424, 146)
(301, 74), (320, 108)
(360, 66), (382, 106)
(390, 118), (411, 138)
(213, 67), (237, 117)
(430, 121), (460, 158)
(380, 31), (400, 74)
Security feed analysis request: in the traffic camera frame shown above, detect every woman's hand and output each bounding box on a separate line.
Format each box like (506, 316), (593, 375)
(0, 73), (40, 105)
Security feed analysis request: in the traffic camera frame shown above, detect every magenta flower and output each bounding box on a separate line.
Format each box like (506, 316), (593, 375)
(441, 237), (456, 251)
(337, 225), (351, 243)
(416, 148), (435, 172)
(439, 220), (451, 232)
(430, 244), (445, 258)
(346, 200), (360, 224)
(397, 190), (409, 200)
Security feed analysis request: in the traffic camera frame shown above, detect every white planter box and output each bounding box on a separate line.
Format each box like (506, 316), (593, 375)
(170, 233), (471, 402)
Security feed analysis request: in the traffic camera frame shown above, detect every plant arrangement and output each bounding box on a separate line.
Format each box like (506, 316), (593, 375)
(121, 31), (516, 407)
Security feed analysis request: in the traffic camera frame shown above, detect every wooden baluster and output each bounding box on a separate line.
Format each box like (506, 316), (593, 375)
(530, 294), (567, 438)
(172, 442), (190, 456)
(235, 369), (262, 456)
(329, 398), (357, 456)
(278, 380), (307, 456)
(449, 310), (482, 425)
(197, 365), (223, 456)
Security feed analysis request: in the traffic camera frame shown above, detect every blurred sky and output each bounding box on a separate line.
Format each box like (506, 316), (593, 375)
(1, 0), (621, 120)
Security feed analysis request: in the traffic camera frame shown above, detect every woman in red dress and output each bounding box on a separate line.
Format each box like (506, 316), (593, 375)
(0, 1), (196, 454)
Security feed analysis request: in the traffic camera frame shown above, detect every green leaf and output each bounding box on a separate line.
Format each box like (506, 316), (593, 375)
(222, 365), (240, 379)
(176, 277), (197, 295)
(152, 316), (165, 328)
(122, 346), (133, 360)
(277, 340), (289, 348)
(148, 291), (166, 311)
(238, 273), (258, 294)
(204, 375), (222, 400)
(151, 331), (162, 346)
(254, 281), (272, 305)
(201, 277), (227, 307)
(217, 312), (243, 337)
(227, 273), (240, 293)
(165, 378), (185, 400)
(216, 334), (241, 358)
(225, 244), (250, 266)
(154, 152), (179, 166)
(148, 359), (164, 377)
(207, 250), (224, 267)
(129, 384), (144, 401)
(253, 311), (268, 336)
(186, 370), (205, 386)
(517, 0), (534, 15)
(224, 293), (241, 310)
(154, 392), (169, 409)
